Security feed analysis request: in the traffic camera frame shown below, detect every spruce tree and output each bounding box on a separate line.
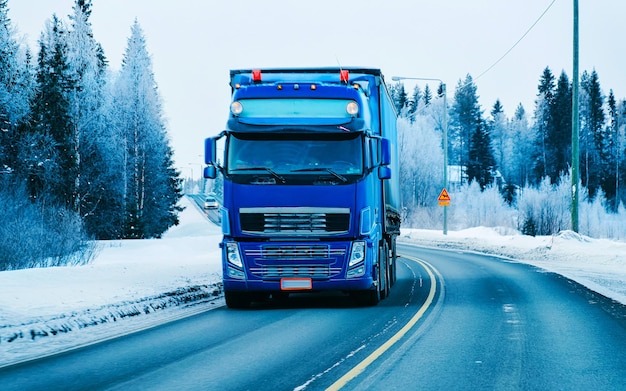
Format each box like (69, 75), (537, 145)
(0, 0), (32, 176)
(451, 74), (482, 174)
(406, 84), (421, 121)
(467, 121), (495, 190)
(113, 20), (182, 238)
(531, 66), (556, 183)
(29, 16), (76, 206)
(580, 69), (606, 199)
(422, 84), (432, 107)
(547, 70), (572, 183)
(489, 100), (507, 182)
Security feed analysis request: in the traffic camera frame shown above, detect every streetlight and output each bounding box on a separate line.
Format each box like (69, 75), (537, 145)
(392, 76), (448, 235)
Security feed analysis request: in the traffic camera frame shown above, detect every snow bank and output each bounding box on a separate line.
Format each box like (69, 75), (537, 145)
(0, 197), (223, 367)
(400, 227), (626, 304)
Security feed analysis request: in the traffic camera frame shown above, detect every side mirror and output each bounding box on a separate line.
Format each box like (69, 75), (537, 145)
(204, 165), (217, 179)
(204, 137), (216, 165)
(381, 138), (391, 166)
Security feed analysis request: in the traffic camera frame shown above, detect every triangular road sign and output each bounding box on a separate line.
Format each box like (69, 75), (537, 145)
(438, 188), (451, 202)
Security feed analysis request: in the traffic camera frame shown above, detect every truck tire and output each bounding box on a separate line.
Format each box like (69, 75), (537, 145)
(390, 238), (397, 287)
(378, 242), (388, 300)
(352, 243), (387, 306)
(225, 290), (252, 309)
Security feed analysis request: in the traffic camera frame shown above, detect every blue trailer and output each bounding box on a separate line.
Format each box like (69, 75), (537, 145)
(204, 68), (400, 308)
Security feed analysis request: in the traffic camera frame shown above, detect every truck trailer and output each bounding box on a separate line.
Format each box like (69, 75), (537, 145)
(204, 67), (401, 308)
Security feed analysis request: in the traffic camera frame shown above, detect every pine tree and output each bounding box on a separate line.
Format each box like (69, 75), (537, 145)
(531, 66), (556, 183)
(406, 84), (421, 121)
(580, 69), (606, 199)
(391, 81), (408, 115)
(29, 15), (77, 206)
(489, 100), (507, 181)
(0, 0), (32, 176)
(422, 84), (432, 107)
(508, 103), (532, 187)
(451, 74), (482, 174)
(113, 20), (182, 238)
(64, 0), (124, 238)
(606, 90), (621, 210)
(547, 70), (572, 183)
(467, 121), (495, 190)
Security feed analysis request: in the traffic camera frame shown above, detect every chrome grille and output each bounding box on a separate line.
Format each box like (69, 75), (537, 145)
(240, 207), (350, 235)
(245, 245), (346, 259)
(249, 264), (343, 278)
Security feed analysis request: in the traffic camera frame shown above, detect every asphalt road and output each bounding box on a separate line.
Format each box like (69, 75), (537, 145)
(1, 245), (625, 390)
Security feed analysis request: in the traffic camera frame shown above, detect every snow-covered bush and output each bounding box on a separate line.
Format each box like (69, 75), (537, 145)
(0, 183), (96, 271)
(516, 176), (571, 236)
(450, 182), (515, 229)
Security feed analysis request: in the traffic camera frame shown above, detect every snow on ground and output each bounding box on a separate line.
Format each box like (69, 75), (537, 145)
(0, 197), (224, 367)
(1, 197), (625, 367)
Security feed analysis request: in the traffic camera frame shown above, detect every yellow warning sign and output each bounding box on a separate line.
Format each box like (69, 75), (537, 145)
(438, 188), (451, 206)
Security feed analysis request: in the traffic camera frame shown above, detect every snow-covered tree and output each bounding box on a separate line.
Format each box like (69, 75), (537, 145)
(547, 70), (572, 183)
(580, 69), (606, 199)
(391, 81), (408, 115)
(112, 20), (182, 238)
(0, 0), (33, 175)
(531, 67), (555, 183)
(467, 120), (495, 190)
(489, 100), (507, 179)
(450, 74), (482, 173)
(28, 15), (77, 206)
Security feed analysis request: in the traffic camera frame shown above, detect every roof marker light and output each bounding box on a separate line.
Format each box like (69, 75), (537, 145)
(310, 84), (317, 90)
(252, 69), (262, 82)
(340, 70), (349, 83)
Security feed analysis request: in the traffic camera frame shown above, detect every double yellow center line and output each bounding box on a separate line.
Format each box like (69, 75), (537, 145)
(326, 256), (439, 390)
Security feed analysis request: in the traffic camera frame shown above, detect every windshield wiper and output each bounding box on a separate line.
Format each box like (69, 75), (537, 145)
(291, 167), (347, 183)
(230, 167), (286, 183)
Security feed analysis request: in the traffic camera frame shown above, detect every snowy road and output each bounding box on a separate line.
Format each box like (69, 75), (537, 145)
(1, 245), (625, 390)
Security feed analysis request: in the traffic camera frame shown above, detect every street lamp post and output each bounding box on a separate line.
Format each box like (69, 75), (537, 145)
(392, 76), (448, 235)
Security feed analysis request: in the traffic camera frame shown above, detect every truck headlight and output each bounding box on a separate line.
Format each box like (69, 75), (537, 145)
(226, 242), (243, 268)
(348, 241), (365, 267)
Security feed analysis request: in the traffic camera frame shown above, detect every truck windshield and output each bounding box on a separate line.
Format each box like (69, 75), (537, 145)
(227, 133), (363, 183)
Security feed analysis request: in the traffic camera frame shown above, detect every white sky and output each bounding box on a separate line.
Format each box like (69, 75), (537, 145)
(8, 0), (626, 169)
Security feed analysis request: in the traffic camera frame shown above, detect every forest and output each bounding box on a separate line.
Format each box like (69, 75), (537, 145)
(391, 68), (626, 241)
(2, 0), (625, 271)
(0, 0), (182, 270)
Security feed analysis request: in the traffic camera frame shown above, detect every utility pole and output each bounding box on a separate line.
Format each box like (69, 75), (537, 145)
(571, 0), (580, 232)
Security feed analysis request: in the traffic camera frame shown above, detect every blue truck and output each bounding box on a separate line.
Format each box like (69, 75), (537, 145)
(204, 68), (401, 308)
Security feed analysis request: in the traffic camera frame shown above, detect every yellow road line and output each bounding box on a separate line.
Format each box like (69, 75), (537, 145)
(326, 256), (438, 390)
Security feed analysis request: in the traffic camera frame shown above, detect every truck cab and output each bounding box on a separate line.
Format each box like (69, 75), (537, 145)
(204, 68), (400, 308)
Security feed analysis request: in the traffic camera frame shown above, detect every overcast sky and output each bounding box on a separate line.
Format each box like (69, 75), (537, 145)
(8, 0), (626, 169)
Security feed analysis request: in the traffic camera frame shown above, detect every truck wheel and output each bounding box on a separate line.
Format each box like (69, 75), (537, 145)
(379, 243), (389, 300)
(225, 290), (252, 309)
(390, 238), (397, 287)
